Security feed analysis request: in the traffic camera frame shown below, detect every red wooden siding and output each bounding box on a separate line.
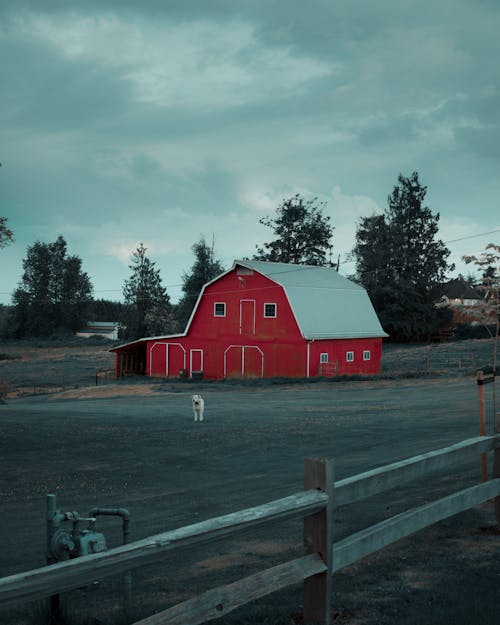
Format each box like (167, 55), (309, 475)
(188, 270), (302, 341)
(309, 338), (382, 377)
(114, 262), (385, 380)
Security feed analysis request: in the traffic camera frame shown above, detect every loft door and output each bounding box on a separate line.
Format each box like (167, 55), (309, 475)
(239, 299), (256, 335)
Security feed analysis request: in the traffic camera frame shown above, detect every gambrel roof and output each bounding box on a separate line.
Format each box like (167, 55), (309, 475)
(233, 259), (388, 340)
(111, 259), (388, 352)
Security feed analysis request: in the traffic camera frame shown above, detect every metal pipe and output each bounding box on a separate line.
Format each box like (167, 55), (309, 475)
(46, 494), (61, 624)
(46, 494), (57, 564)
(88, 507), (130, 543)
(88, 507), (132, 619)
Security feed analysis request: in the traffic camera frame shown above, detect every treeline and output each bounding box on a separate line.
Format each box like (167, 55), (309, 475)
(0, 235), (222, 342)
(1, 172), (497, 343)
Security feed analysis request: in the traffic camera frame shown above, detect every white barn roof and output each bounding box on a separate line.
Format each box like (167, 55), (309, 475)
(234, 259), (388, 340)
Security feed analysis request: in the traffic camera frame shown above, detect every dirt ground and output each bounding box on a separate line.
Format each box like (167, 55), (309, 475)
(0, 365), (499, 625)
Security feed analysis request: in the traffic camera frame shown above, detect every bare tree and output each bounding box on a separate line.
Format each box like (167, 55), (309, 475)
(0, 216), (14, 248)
(463, 243), (500, 415)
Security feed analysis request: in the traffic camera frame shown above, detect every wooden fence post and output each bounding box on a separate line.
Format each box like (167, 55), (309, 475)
(494, 381), (500, 525)
(477, 371), (488, 481)
(303, 458), (334, 625)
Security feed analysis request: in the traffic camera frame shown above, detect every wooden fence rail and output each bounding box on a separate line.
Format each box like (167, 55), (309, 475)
(0, 490), (328, 607)
(1, 433), (499, 625)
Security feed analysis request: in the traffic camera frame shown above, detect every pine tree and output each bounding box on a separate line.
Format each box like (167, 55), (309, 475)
(122, 243), (177, 339)
(176, 237), (224, 329)
(353, 172), (454, 341)
(254, 194), (334, 266)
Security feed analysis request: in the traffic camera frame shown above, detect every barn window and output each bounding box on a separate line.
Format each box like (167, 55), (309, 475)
(264, 303), (277, 318)
(363, 350), (371, 361)
(320, 353), (329, 364)
(214, 302), (226, 317)
(346, 351), (354, 362)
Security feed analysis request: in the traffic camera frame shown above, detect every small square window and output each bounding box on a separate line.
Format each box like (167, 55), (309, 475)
(363, 350), (371, 361)
(320, 353), (329, 364)
(346, 351), (354, 362)
(264, 303), (277, 318)
(214, 302), (226, 317)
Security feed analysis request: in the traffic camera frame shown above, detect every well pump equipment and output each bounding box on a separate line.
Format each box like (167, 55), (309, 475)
(46, 494), (131, 563)
(46, 494), (107, 563)
(46, 494), (132, 622)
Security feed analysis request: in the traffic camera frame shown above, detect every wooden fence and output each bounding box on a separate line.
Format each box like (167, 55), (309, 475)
(95, 368), (115, 385)
(1, 434), (499, 625)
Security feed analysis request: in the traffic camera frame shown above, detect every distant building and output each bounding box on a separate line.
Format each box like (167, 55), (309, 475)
(434, 278), (494, 326)
(111, 260), (387, 380)
(76, 321), (120, 340)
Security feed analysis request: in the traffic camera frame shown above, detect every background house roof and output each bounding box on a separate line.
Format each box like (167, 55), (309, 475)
(433, 278), (482, 301)
(234, 260), (388, 339)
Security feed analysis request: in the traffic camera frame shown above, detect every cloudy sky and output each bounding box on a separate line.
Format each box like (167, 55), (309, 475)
(1, 0), (499, 306)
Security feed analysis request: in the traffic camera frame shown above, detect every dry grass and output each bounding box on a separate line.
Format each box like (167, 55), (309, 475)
(0, 337), (496, 401)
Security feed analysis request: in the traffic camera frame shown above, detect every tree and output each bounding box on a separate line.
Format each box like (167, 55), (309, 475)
(463, 243), (500, 375)
(353, 172), (454, 341)
(0, 216), (14, 248)
(122, 243), (177, 339)
(176, 237), (225, 329)
(88, 298), (127, 323)
(9, 235), (93, 337)
(254, 194), (334, 265)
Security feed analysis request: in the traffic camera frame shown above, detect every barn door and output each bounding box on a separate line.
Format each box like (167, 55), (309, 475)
(242, 346), (264, 378)
(190, 349), (203, 376)
(225, 346), (243, 378)
(240, 299), (256, 335)
(224, 346), (264, 378)
(166, 343), (186, 378)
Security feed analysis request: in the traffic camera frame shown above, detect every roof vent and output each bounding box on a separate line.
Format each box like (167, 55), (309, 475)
(237, 267), (254, 276)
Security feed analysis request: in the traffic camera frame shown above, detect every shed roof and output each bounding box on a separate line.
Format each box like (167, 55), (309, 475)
(233, 259), (388, 339)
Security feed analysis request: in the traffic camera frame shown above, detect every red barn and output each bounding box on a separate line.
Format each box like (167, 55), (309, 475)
(111, 260), (388, 379)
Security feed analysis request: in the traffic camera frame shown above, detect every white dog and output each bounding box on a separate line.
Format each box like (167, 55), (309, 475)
(192, 394), (205, 421)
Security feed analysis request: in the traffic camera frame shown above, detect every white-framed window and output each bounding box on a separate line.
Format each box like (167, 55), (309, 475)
(346, 351), (354, 362)
(214, 302), (226, 317)
(264, 303), (277, 318)
(320, 353), (329, 364)
(363, 350), (371, 361)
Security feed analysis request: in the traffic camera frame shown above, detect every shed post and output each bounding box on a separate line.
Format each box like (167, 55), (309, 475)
(303, 458), (334, 625)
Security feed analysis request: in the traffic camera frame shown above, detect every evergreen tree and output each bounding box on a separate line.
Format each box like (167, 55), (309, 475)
(9, 235), (93, 337)
(176, 237), (224, 329)
(353, 172), (453, 341)
(122, 243), (177, 339)
(88, 298), (127, 323)
(254, 194), (334, 265)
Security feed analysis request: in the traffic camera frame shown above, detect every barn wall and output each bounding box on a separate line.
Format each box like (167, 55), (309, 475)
(147, 338), (308, 379)
(188, 270), (303, 341)
(146, 336), (383, 379)
(156, 270), (308, 379)
(309, 337), (383, 377)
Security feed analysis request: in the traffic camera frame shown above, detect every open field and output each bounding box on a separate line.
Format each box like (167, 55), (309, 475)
(0, 337), (496, 400)
(1, 351), (499, 625)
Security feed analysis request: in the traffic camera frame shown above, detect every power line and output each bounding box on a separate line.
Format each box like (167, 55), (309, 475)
(443, 229), (500, 244)
(2, 229), (498, 300)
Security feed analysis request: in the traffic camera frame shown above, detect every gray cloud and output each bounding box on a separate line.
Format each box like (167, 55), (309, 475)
(1, 0), (499, 305)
